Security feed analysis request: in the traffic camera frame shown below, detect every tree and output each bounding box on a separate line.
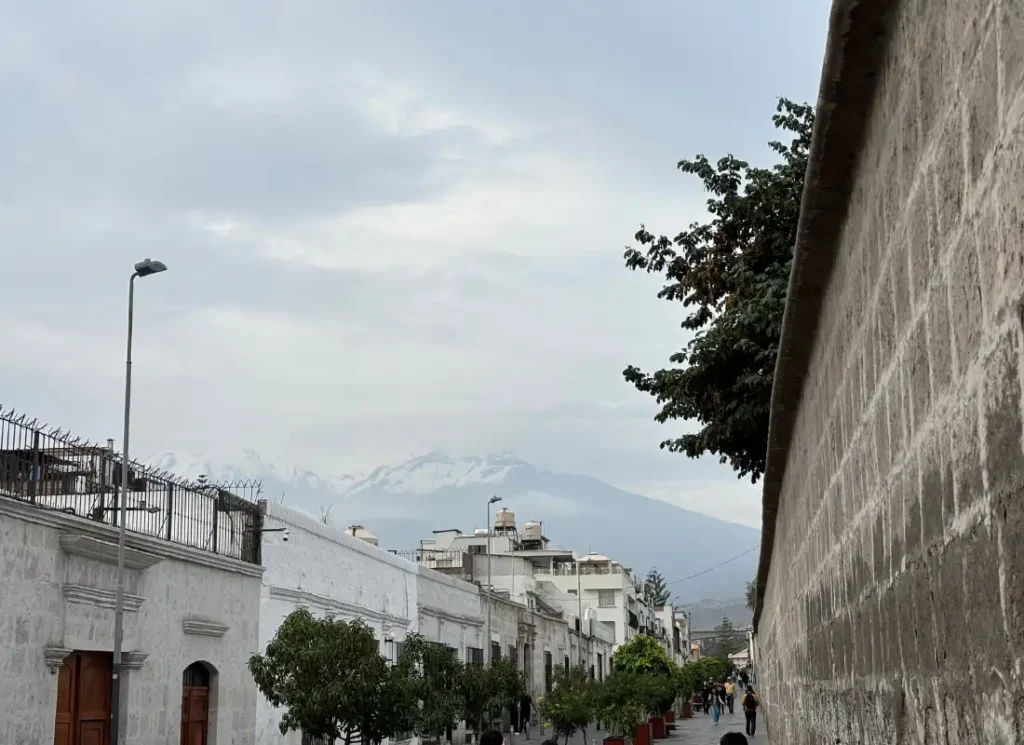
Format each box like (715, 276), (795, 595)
(713, 616), (745, 658)
(595, 671), (647, 742)
(487, 657), (525, 724)
(459, 663), (492, 737)
(622, 99), (815, 482)
(745, 579), (756, 611)
(612, 634), (673, 678)
(249, 609), (396, 744)
(645, 569), (671, 606)
(394, 635), (464, 742)
(540, 664), (596, 745)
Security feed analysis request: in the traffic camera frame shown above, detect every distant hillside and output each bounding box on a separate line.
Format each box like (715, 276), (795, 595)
(150, 450), (761, 603)
(680, 598), (753, 630)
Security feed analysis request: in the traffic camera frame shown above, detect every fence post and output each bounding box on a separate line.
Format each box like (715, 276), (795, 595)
(166, 482), (173, 541)
(211, 491), (219, 554)
(27, 431), (40, 505)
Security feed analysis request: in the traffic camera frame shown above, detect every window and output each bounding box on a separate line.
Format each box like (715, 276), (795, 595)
(508, 645), (517, 668)
(597, 654), (604, 681)
(469, 647), (484, 667)
(598, 590), (616, 607)
(564, 655), (570, 671)
(468, 544), (486, 554)
(491, 642), (501, 662)
(544, 652), (553, 693)
(590, 665), (595, 680)
(567, 589), (577, 595)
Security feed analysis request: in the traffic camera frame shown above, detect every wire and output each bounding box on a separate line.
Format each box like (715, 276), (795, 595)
(665, 545), (759, 587)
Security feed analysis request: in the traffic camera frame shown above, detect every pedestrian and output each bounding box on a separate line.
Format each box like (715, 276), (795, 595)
(710, 685), (723, 726)
(720, 733), (748, 745)
(519, 692), (533, 735)
(741, 686), (760, 737)
(702, 682), (712, 714)
(724, 679), (736, 714)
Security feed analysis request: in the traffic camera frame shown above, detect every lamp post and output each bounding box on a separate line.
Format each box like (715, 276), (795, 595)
(111, 258), (166, 745)
(485, 495), (502, 665)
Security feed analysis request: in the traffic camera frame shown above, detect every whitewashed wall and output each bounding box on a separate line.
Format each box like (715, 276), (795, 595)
(257, 503), (419, 744)
(0, 495), (262, 745)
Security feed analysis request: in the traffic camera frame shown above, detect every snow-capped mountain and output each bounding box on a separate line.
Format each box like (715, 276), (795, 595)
(144, 449), (760, 602)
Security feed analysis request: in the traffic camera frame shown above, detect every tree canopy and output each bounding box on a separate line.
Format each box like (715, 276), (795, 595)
(645, 568), (672, 606)
(622, 98), (814, 482)
(612, 634), (674, 678)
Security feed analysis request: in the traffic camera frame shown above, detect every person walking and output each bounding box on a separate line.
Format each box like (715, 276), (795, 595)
(710, 685), (724, 726)
(702, 682), (713, 714)
(741, 686), (760, 737)
(518, 692), (532, 736)
(724, 679), (736, 714)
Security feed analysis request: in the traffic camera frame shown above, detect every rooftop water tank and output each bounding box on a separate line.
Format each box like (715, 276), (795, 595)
(473, 528), (489, 537)
(494, 508), (516, 530)
(522, 521), (542, 540)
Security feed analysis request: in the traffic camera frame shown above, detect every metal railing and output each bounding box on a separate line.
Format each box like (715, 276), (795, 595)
(0, 407), (263, 564)
(535, 562), (633, 578)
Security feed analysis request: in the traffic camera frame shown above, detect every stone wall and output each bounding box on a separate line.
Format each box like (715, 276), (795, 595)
(0, 495), (262, 745)
(756, 0), (1024, 743)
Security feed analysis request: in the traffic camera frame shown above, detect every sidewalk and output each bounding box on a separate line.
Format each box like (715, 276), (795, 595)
(510, 711), (770, 745)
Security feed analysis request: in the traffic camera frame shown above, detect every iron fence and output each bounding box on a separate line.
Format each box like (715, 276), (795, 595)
(0, 406), (263, 564)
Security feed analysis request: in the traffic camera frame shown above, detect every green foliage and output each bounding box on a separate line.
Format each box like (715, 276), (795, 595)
(622, 98), (815, 482)
(713, 616), (745, 657)
(745, 579), (756, 611)
(540, 664), (596, 745)
(672, 662), (701, 700)
(594, 671), (647, 740)
(487, 657), (526, 720)
(694, 657), (728, 683)
(612, 634), (673, 678)
(644, 569), (671, 606)
(459, 664), (491, 736)
(248, 609), (396, 744)
(637, 673), (675, 717)
(394, 635), (465, 741)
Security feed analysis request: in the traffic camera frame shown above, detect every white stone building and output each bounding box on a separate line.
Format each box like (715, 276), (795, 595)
(0, 417), (263, 745)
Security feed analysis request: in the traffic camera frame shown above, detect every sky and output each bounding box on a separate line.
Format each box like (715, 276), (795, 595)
(0, 0), (830, 528)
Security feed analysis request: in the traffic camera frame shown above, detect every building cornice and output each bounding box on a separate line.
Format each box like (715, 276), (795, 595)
(182, 617), (230, 637)
(59, 535), (163, 571)
(63, 583), (145, 612)
(418, 604), (484, 628)
(268, 586), (412, 628)
(0, 494), (263, 578)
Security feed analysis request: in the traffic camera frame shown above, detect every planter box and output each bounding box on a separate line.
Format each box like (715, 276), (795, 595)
(681, 702), (693, 719)
(664, 711), (675, 724)
(635, 723), (652, 745)
(604, 738), (626, 745)
(649, 716), (667, 740)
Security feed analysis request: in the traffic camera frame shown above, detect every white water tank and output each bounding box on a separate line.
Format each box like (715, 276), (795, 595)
(473, 528), (489, 537)
(494, 508), (516, 530)
(523, 521), (542, 540)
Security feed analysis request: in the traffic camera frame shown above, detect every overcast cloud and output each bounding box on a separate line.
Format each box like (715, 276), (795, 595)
(0, 0), (830, 528)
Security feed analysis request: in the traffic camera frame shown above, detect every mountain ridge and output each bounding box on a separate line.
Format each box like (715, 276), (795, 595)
(145, 449), (760, 602)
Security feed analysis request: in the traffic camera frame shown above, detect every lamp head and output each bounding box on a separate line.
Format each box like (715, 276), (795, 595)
(489, 495), (502, 505)
(134, 258), (167, 277)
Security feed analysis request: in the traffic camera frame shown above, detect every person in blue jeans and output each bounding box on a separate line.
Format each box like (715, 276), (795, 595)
(711, 685), (724, 725)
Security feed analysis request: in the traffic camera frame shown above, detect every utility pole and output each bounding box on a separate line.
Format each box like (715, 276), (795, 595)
(485, 495), (502, 665)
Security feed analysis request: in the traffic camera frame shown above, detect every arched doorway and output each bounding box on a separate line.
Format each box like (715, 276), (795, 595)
(181, 662), (211, 745)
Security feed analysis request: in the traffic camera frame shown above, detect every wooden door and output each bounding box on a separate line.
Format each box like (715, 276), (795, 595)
(54, 662), (75, 745)
(180, 687), (208, 745)
(53, 652), (111, 745)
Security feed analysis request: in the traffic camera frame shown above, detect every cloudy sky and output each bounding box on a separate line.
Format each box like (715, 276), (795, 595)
(1, 1), (829, 527)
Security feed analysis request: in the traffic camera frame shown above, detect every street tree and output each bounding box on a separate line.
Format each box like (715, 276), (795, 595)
(540, 664), (596, 745)
(622, 98), (814, 482)
(595, 671), (646, 743)
(394, 634), (464, 742)
(713, 616), (745, 657)
(645, 569), (671, 606)
(249, 609), (396, 744)
(612, 634), (673, 678)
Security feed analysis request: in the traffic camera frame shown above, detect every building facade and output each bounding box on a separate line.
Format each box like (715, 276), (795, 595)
(0, 412), (262, 745)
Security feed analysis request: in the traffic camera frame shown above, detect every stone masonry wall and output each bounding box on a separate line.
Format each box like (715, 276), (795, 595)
(758, 0), (1024, 743)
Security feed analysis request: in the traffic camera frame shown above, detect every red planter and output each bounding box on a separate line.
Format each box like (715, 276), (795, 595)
(664, 710), (675, 724)
(649, 716), (667, 739)
(603, 738), (625, 745)
(681, 701), (693, 719)
(635, 723), (652, 745)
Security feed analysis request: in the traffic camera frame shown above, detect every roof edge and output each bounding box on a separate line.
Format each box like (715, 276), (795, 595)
(753, 0), (897, 631)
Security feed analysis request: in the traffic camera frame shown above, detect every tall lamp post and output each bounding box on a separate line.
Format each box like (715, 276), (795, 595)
(485, 495), (502, 665)
(111, 258), (167, 745)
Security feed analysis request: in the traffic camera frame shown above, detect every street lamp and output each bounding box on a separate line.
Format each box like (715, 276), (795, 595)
(111, 258), (167, 745)
(485, 495), (502, 665)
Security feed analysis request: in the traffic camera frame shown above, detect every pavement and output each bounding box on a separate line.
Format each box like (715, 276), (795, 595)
(511, 710), (770, 745)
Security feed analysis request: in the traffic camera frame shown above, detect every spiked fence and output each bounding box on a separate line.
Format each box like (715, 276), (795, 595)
(0, 406), (264, 564)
